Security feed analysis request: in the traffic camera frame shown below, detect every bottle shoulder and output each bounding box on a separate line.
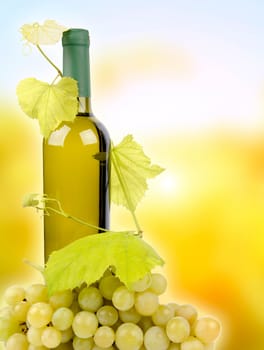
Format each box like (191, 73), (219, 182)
(44, 116), (110, 148)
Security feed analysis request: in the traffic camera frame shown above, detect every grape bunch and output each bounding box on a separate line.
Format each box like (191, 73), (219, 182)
(0, 271), (221, 350)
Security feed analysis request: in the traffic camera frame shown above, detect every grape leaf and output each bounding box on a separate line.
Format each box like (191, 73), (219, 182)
(20, 20), (67, 45)
(17, 77), (78, 138)
(44, 232), (164, 295)
(111, 135), (164, 211)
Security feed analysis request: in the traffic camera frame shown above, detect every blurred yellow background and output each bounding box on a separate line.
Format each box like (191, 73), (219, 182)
(1, 1), (264, 349)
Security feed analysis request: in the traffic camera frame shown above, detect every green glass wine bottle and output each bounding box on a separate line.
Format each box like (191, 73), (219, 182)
(43, 29), (110, 261)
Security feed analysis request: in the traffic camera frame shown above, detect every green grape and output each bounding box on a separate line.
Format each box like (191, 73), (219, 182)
(115, 322), (143, 350)
(0, 315), (20, 341)
(27, 302), (53, 328)
(99, 275), (122, 300)
(167, 344), (181, 350)
(52, 307), (74, 331)
(49, 289), (74, 309)
(6, 333), (28, 350)
(166, 303), (180, 316)
(181, 336), (204, 350)
(119, 307), (141, 324)
(4, 286), (25, 306)
(151, 304), (174, 326)
(60, 327), (74, 343)
(12, 300), (30, 322)
(148, 273), (167, 295)
(134, 291), (159, 316)
(72, 336), (94, 350)
(175, 305), (198, 325)
(131, 274), (152, 292)
(78, 287), (103, 312)
(71, 299), (81, 315)
(193, 317), (221, 343)
(166, 316), (190, 343)
(41, 326), (62, 348)
(144, 326), (170, 350)
(72, 311), (98, 338)
(137, 316), (153, 333)
(27, 326), (45, 346)
(28, 345), (48, 350)
(54, 342), (74, 349)
(112, 286), (135, 311)
(25, 284), (48, 304)
(93, 326), (115, 348)
(96, 305), (119, 326)
(92, 346), (116, 350)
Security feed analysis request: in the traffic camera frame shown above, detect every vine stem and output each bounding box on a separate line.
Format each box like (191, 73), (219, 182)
(36, 45), (63, 77)
(42, 205), (109, 233)
(38, 197), (137, 235)
(111, 144), (142, 236)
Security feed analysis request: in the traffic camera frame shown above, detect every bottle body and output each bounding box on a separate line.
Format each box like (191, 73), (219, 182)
(43, 113), (110, 260)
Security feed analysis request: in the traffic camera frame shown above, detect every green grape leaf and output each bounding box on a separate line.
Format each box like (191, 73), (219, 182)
(20, 20), (67, 45)
(17, 77), (78, 138)
(44, 232), (164, 295)
(111, 134), (164, 211)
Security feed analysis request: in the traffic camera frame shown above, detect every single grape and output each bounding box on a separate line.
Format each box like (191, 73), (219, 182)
(131, 274), (152, 292)
(49, 289), (73, 309)
(151, 304), (174, 326)
(72, 336), (94, 350)
(92, 346), (116, 350)
(119, 307), (141, 324)
(181, 336), (204, 350)
(96, 305), (119, 326)
(72, 311), (98, 338)
(93, 326), (115, 348)
(27, 326), (45, 346)
(54, 343), (74, 350)
(144, 326), (170, 350)
(4, 286), (25, 306)
(52, 307), (74, 331)
(71, 299), (81, 314)
(6, 333), (28, 350)
(25, 284), (48, 304)
(137, 316), (153, 333)
(112, 286), (135, 311)
(167, 343), (181, 350)
(166, 316), (190, 343)
(115, 322), (143, 350)
(193, 317), (221, 343)
(175, 304), (198, 325)
(27, 302), (53, 328)
(41, 326), (62, 348)
(61, 327), (74, 343)
(28, 345), (48, 350)
(12, 300), (30, 322)
(166, 303), (180, 316)
(99, 275), (122, 300)
(148, 273), (167, 295)
(78, 286), (103, 312)
(134, 291), (159, 316)
(0, 314), (20, 341)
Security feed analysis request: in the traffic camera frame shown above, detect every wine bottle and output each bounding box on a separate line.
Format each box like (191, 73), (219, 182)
(43, 29), (110, 261)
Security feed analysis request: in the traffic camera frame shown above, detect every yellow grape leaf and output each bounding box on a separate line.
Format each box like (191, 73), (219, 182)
(111, 135), (164, 211)
(44, 232), (164, 295)
(16, 77), (78, 138)
(20, 20), (67, 45)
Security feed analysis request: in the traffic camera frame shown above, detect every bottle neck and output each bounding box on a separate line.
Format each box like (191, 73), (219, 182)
(62, 30), (91, 98)
(78, 97), (93, 115)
